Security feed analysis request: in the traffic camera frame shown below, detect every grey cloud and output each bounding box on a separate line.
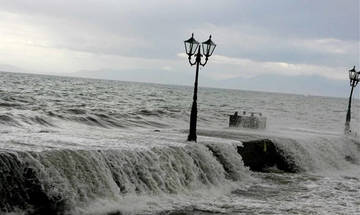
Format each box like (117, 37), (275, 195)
(0, 0), (358, 97)
(1, 0), (357, 60)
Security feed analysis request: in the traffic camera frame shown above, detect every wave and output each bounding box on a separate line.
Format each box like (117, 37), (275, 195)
(0, 102), (22, 107)
(136, 109), (165, 117)
(0, 112), (125, 129)
(198, 129), (360, 173)
(0, 108), (180, 129)
(0, 142), (248, 214)
(272, 135), (360, 172)
(0, 113), (55, 128)
(0, 114), (22, 127)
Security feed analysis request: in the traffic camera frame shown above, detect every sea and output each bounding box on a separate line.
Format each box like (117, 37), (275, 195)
(0, 71), (359, 215)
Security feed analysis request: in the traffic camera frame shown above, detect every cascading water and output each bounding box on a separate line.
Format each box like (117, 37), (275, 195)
(271, 134), (360, 172)
(0, 141), (251, 214)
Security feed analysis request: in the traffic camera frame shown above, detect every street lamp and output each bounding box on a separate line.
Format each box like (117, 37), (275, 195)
(345, 66), (360, 134)
(184, 33), (216, 142)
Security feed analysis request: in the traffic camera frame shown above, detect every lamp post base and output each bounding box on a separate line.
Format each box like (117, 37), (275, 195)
(187, 101), (197, 142)
(344, 122), (351, 135)
(187, 134), (197, 142)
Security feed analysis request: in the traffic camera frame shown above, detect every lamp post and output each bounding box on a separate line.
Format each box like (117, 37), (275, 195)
(184, 33), (216, 142)
(345, 66), (360, 134)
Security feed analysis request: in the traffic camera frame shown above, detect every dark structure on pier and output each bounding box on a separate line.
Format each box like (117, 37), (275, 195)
(229, 111), (267, 129)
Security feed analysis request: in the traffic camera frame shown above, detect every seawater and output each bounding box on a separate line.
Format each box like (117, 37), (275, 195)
(0, 71), (359, 215)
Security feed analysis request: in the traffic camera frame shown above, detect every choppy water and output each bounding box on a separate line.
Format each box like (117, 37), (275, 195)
(0, 71), (359, 215)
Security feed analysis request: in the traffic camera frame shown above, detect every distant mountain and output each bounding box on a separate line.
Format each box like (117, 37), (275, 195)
(72, 69), (355, 98)
(205, 74), (353, 98)
(0, 64), (30, 74)
(0, 64), (355, 98)
(73, 68), (195, 86)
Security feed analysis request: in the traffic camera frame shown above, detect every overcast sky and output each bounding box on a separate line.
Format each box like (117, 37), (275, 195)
(0, 0), (359, 95)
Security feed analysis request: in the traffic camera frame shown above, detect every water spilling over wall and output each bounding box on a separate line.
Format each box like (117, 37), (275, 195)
(1, 134), (358, 214)
(0, 142), (249, 214)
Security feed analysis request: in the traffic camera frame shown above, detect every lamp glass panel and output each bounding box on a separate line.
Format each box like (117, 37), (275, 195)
(355, 72), (360, 80)
(191, 43), (199, 55)
(184, 38), (199, 55)
(209, 44), (216, 56)
(202, 43), (209, 56)
(202, 38), (216, 57)
(184, 41), (191, 55)
(184, 41), (198, 55)
(349, 70), (356, 80)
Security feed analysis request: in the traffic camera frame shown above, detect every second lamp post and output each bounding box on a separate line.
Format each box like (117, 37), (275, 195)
(184, 33), (216, 142)
(345, 66), (360, 134)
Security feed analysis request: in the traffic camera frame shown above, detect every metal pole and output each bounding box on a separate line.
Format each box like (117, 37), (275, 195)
(345, 85), (354, 134)
(188, 48), (201, 142)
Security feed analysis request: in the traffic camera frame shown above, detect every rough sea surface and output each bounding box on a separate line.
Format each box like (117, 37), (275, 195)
(0, 71), (359, 215)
